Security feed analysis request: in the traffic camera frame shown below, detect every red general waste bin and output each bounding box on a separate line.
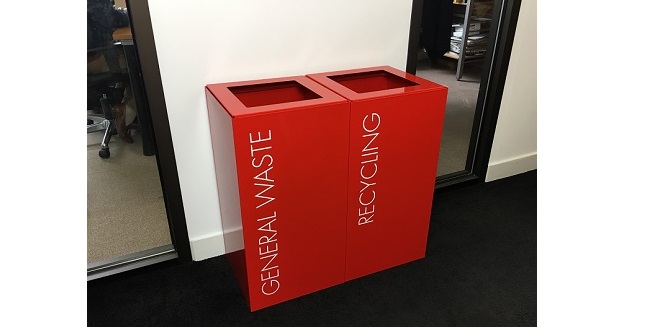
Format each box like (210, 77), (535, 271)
(307, 66), (448, 281)
(205, 76), (350, 311)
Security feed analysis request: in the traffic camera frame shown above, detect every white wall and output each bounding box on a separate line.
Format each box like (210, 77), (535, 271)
(486, 0), (537, 182)
(148, 0), (413, 260)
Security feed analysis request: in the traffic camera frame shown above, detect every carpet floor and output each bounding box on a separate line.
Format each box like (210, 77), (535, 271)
(87, 129), (171, 264)
(415, 50), (484, 177)
(88, 170), (537, 327)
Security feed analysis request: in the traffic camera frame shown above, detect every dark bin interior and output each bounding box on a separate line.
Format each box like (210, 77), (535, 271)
(228, 81), (321, 108)
(328, 70), (419, 94)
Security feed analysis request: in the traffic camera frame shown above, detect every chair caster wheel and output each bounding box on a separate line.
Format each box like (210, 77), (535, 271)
(99, 148), (110, 158)
(87, 119), (94, 125)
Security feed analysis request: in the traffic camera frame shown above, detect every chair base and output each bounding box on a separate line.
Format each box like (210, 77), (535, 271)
(87, 93), (117, 158)
(87, 116), (116, 158)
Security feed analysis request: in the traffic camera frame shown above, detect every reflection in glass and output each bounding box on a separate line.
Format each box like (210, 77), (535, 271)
(87, 0), (171, 266)
(416, 0), (495, 177)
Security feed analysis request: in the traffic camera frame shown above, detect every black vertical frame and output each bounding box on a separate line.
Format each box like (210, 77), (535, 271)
(406, 0), (425, 74)
(407, 0), (523, 189)
(125, 0), (192, 262)
(468, 0), (523, 181)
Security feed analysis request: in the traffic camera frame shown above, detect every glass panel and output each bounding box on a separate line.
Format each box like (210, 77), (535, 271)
(415, 0), (495, 177)
(87, 0), (172, 265)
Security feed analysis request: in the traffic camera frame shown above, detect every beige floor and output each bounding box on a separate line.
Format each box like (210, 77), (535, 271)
(87, 127), (171, 264)
(415, 50), (483, 177)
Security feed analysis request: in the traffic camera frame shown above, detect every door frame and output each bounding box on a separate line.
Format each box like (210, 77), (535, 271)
(87, 0), (193, 280)
(126, 0), (192, 262)
(406, 0), (523, 190)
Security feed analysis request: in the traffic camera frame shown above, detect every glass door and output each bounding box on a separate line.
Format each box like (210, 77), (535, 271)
(87, 0), (176, 279)
(407, 0), (521, 186)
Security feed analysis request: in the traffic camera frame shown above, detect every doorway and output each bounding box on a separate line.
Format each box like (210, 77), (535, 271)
(87, 0), (190, 280)
(406, 0), (522, 188)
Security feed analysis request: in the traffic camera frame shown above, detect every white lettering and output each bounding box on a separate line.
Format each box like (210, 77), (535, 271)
(261, 279), (280, 296)
(250, 131), (281, 295)
(357, 113), (380, 226)
(362, 113), (381, 133)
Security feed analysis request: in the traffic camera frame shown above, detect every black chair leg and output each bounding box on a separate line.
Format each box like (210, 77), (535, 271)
(98, 95), (115, 158)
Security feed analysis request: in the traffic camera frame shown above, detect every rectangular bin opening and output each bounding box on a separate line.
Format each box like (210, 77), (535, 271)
(228, 81), (321, 108)
(327, 70), (419, 94)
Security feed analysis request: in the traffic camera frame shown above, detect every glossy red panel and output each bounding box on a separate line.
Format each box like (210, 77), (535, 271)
(207, 75), (346, 118)
(228, 81), (321, 108)
(327, 70), (418, 94)
(206, 76), (350, 311)
(307, 66), (448, 281)
(307, 65), (443, 101)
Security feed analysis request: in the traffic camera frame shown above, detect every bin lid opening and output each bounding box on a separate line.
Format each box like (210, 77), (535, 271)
(228, 81), (321, 108)
(327, 70), (419, 94)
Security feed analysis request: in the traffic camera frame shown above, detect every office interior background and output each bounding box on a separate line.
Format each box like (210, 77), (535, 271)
(139, 0), (536, 264)
(86, 0), (537, 273)
(46, 1), (658, 326)
(7, 0), (657, 325)
(83, 0), (537, 293)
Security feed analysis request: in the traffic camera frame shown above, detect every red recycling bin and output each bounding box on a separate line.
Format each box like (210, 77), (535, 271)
(205, 76), (350, 311)
(307, 66), (448, 281)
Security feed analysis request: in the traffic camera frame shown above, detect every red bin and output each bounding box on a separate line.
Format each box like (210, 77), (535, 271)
(205, 76), (350, 311)
(307, 66), (448, 281)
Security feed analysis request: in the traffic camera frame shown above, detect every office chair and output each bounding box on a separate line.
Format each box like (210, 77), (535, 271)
(87, 45), (127, 158)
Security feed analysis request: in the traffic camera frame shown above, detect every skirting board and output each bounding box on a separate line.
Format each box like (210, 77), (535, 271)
(189, 228), (244, 261)
(485, 152), (537, 182)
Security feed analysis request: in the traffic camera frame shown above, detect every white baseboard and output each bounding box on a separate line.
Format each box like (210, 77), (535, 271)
(485, 152), (537, 182)
(189, 232), (225, 261)
(189, 228), (244, 261)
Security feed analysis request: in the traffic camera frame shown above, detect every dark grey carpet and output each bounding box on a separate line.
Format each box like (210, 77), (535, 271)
(88, 170), (537, 326)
